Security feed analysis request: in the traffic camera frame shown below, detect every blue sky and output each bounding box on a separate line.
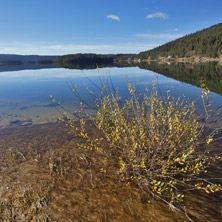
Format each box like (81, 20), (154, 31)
(0, 0), (222, 55)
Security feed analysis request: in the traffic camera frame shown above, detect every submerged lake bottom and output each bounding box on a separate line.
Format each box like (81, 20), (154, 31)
(0, 121), (222, 222)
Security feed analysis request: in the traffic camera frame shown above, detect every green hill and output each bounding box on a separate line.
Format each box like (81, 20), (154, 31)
(138, 23), (222, 59)
(54, 53), (136, 69)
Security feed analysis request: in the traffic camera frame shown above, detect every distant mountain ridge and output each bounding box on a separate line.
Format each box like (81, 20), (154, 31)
(0, 54), (58, 66)
(138, 23), (222, 60)
(0, 54), (59, 72)
(0, 54), (58, 61)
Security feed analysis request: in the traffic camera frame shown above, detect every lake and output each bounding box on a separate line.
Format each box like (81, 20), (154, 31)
(0, 63), (222, 221)
(0, 63), (222, 128)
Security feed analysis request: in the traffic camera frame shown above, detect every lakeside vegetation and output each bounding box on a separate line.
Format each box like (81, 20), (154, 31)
(50, 77), (222, 219)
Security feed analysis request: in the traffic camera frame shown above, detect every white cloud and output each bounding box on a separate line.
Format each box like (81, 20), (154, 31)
(167, 28), (179, 32)
(135, 33), (183, 39)
(106, 14), (120, 21)
(146, 12), (168, 19)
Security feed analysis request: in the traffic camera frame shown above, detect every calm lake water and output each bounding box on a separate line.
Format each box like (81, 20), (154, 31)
(0, 64), (222, 221)
(0, 65), (222, 128)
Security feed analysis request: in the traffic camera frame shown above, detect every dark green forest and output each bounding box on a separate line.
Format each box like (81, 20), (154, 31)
(54, 53), (135, 68)
(138, 23), (222, 59)
(54, 53), (114, 68)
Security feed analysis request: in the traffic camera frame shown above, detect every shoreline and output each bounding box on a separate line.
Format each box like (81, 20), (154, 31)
(117, 56), (222, 65)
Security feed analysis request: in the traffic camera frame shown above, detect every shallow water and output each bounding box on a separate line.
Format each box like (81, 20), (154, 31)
(0, 66), (222, 128)
(0, 121), (221, 221)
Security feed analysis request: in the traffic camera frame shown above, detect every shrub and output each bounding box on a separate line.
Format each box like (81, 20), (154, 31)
(51, 77), (222, 216)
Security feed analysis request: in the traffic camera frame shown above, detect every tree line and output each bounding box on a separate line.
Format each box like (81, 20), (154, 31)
(138, 23), (222, 59)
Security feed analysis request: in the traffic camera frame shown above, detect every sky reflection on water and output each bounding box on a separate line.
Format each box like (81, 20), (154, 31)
(0, 67), (221, 128)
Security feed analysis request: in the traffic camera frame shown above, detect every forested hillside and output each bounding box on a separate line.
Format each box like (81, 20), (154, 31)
(54, 53), (114, 66)
(138, 23), (222, 59)
(54, 53), (135, 68)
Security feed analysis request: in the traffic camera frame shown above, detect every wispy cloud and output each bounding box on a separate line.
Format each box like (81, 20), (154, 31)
(135, 33), (183, 39)
(167, 28), (179, 32)
(146, 12), (168, 19)
(106, 14), (120, 21)
(0, 43), (158, 55)
(41, 43), (157, 53)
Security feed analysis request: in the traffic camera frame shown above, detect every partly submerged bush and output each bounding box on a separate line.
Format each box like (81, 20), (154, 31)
(51, 77), (222, 215)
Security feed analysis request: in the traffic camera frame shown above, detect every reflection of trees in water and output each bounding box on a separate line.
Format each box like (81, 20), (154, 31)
(56, 60), (222, 95)
(137, 62), (222, 95)
(55, 61), (136, 70)
(56, 62), (114, 70)
(2, 56), (221, 95)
